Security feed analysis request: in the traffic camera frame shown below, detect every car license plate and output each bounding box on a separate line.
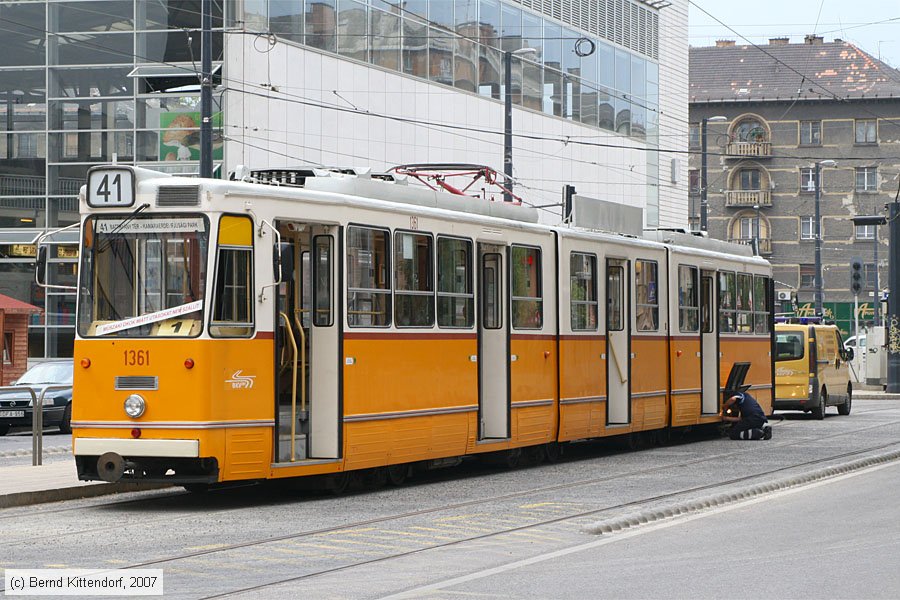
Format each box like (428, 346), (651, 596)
(0, 410), (24, 418)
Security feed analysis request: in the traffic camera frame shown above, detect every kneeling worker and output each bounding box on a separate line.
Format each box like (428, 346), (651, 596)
(722, 391), (772, 440)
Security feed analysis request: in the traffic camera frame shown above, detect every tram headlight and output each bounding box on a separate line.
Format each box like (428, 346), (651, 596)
(124, 394), (146, 418)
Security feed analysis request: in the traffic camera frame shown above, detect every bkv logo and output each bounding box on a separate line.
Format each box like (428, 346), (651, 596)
(226, 370), (256, 389)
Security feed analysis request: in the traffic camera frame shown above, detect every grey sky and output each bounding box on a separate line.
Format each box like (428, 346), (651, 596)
(689, 0), (900, 68)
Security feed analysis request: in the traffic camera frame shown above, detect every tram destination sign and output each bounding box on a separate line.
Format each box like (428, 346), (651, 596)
(95, 218), (206, 234)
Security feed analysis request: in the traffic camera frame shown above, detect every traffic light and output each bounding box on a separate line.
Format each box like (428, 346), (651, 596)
(850, 258), (863, 295)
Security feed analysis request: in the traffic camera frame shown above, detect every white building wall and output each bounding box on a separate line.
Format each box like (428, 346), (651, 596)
(656, 0), (690, 229)
(224, 6), (687, 228)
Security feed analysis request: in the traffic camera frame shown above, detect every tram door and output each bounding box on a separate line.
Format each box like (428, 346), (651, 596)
(606, 259), (630, 425)
(274, 223), (341, 462)
(700, 271), (719, 414)
(478, 243), (510, 439)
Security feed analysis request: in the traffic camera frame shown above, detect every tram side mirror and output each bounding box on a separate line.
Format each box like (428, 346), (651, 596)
(35, 245), (48, 286)
(844, 348), (854, 361)
(275, 242), (294, 284)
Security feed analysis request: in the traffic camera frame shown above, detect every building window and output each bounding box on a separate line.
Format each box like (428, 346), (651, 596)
(855, 167), (877, 192)
(2, 332), (12, 364)
(856, 224), (875, 240)
(800, 120), (821, 146)
(800, 264), (816, 289)
(739, 217), (759, 240)
(688, 169), (700, 195)
(739, 168), (760, 191)
(801, 216), (815, 240)
(864, 263), (878, 289)
(689, 123), (700, 149)
(734, 118), (766, 142)
(855, 119), (877, 144)
(800, 167), (817, 193)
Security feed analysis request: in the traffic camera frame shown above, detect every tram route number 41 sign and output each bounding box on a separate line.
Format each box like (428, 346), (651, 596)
(87, 168), (136, 208)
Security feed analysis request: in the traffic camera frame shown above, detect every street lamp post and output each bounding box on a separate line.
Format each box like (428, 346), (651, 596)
(699, 116), (727, 232)
(813, 159), (837, 315)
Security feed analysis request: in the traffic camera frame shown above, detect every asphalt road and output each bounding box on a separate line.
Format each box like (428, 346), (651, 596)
(389, 460), (900, 599)
(1, 399), (899, 599)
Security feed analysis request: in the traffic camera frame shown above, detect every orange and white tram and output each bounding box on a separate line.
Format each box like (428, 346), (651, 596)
(53, 164), (774, 488)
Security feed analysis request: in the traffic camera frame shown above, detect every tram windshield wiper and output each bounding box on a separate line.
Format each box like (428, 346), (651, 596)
(96, 203), (151, 253)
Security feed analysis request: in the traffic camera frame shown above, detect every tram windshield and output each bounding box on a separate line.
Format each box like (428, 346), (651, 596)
(77, 214), (209, 338)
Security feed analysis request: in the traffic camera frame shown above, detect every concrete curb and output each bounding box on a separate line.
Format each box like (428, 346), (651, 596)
(0, 481), (172, 510)
(584, 448), (900, 535)
(853, 394), (900, 400)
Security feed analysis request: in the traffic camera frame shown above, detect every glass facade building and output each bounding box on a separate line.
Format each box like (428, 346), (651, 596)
(0, 1), (223, 357)
(237, 0), (660, 143)
(1, 0), (663, 358)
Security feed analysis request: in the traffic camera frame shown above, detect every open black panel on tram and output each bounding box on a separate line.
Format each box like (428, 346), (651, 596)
(723, 362), (752, 400)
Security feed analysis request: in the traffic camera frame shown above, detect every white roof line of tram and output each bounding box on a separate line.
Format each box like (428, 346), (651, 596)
(219, 181), (673, 250)
(121, 171), (763, 263)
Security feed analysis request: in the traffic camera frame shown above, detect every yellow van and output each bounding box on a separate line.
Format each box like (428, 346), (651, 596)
(774, 319), (853, 419)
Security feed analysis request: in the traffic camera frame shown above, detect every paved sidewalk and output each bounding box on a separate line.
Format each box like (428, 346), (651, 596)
(0, 459), (168, 509)
(853, 389), (900, 400)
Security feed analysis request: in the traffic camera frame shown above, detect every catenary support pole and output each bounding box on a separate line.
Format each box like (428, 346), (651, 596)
(503, 51), (513, 202)
(887, 201), (900, 392)
(200, 0), (213, 179)
(700, 118), (709, 231)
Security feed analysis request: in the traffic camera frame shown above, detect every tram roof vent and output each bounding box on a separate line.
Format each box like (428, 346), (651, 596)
(245, 167), (391, 188)
(157, 185), (200, 207)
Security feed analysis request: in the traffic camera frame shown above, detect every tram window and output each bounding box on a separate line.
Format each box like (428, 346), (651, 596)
(753, 275), (770, 334)
(737, 273), (753, 333)
(635, 259), (658, 331)
(482, 253), (502, 330)
(301, 251), (311, 328)
(80, 214), (207, 338)
(313, 236), (332, 327)
(607, 264), (625, 331)
(347, 226), (391, 327)
(210, 215), (254, 337)
(719, 271), (736, 333)
(701, 275), (714, 333)
(511, 245), (543, 329)
(570, 252), (598, 331)
(678, 265), (699, 333)
(437, 237), (474, 328)
(394, 231), (434, 327)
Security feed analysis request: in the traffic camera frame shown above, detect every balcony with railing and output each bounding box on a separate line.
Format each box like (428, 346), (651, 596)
(724, 189), (772, 207)
(729, 237), (772, 255)
(726, 140), (772, 157)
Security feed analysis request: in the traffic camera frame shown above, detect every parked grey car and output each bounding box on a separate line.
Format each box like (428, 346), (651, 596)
(0, 361), (74, 435)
